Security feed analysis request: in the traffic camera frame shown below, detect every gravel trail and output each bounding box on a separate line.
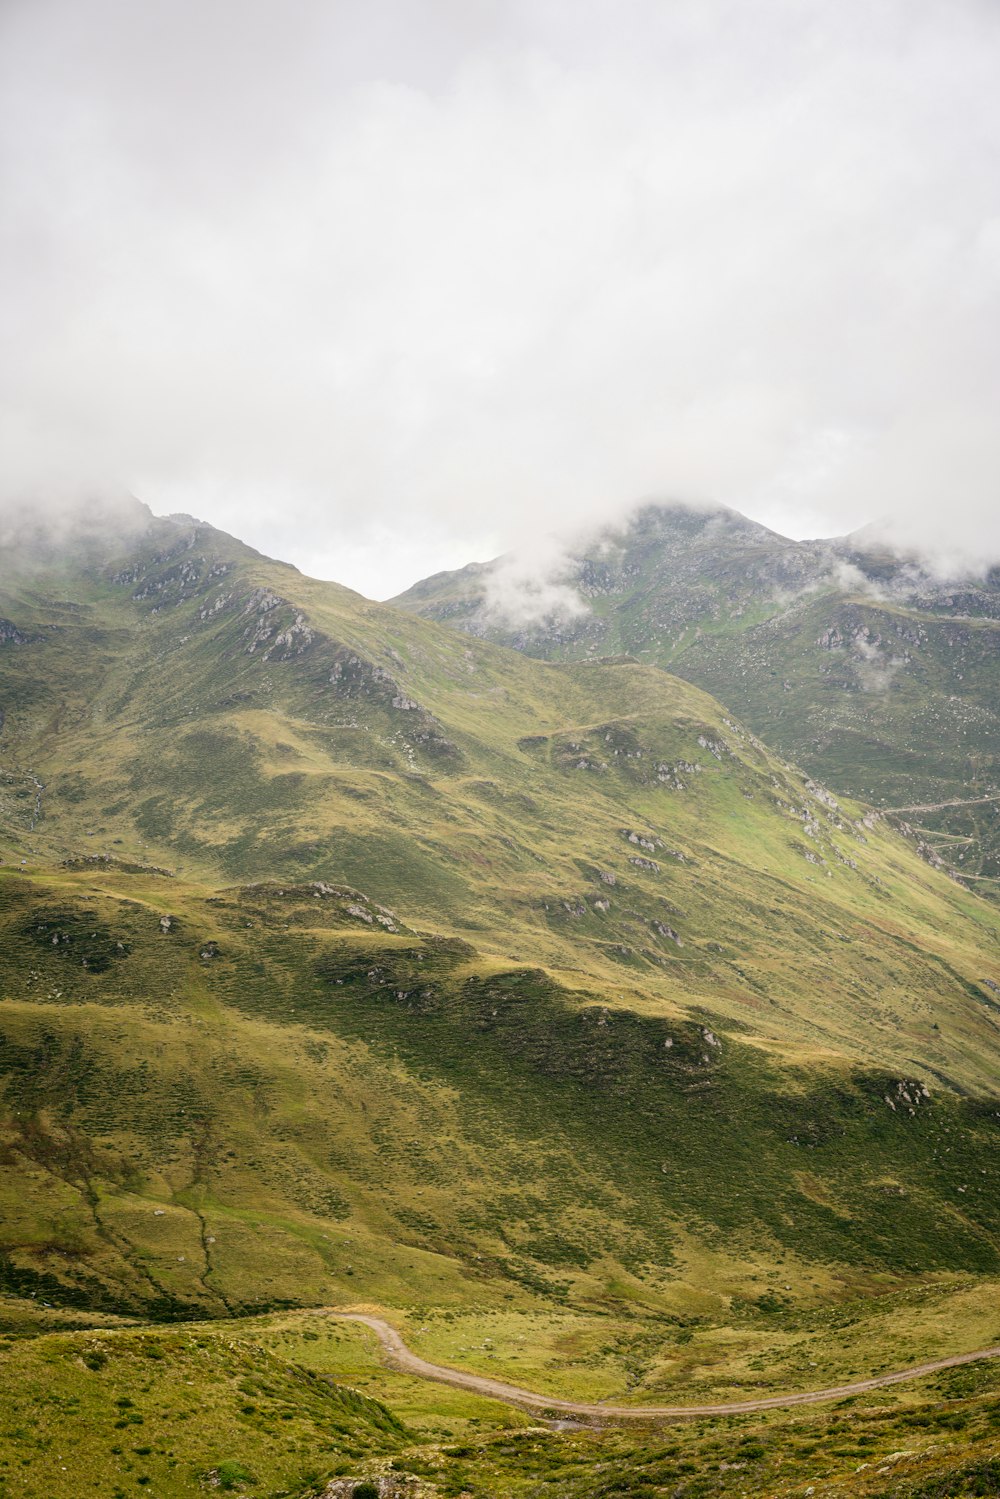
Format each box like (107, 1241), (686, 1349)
(330, 1312), (1000, 1424)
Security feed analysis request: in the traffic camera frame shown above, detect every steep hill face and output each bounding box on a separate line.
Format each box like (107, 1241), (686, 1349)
(1, 503), (1000, 1325)
(6, 864), (999, 1324)
(3, 503), (1000, 1087)
(393, 504), (1000, 897)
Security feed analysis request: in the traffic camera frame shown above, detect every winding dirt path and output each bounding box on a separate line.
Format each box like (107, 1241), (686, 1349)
(882, 794), (1000, 815)
(330, 1313), (1000, 1425)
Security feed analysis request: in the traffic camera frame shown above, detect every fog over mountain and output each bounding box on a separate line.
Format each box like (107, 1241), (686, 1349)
(2, 0), (999, 595)
(6, 12), (1000, 1485)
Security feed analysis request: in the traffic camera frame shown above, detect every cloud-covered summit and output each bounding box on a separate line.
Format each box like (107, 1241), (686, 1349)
(2, 0), (999, 596)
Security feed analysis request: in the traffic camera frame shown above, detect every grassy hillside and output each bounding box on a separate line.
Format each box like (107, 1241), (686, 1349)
(2, 504), (1000, 1496)
(393, 503), (1000, 897)
(3, 861), (1000, 1327)
(2, 864), (1000, 1493)
(2, 506), (1000, 1091)
(4, 1290), (1000, 1498)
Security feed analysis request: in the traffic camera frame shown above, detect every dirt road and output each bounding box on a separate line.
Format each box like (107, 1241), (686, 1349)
(882, 794), (1000, 815)
(330, 1313), (1000, 1424)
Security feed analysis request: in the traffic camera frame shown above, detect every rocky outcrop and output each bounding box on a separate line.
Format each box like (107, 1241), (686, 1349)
(0, 618), (31, 645)
(238, 881), (406, 933)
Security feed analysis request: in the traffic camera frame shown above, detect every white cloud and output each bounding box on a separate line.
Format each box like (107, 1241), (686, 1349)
(1, 0), (999, 595)
(481, 536), (591, 629)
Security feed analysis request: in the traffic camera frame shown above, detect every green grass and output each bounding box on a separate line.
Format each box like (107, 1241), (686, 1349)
(0, 1318), (407, 1499)
(4, 1298), (1000, 1498)
(1, 867), (999, 1325)
(393, 501), (1000, 896)
(2, 513), (1000, 1095)
(2, 506), (1000, 1496)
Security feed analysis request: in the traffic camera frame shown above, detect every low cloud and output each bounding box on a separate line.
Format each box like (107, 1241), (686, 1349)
(481, 538), (591, 629)
(0, 484), (151, 555)
(852, 632), (906, 694)
(827, 560), (894, 602)
(2, 0), (1000, 595)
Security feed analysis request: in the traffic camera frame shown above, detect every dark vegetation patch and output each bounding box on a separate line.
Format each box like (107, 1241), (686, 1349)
(60, 854), (174, 877)
(18, 908), (132, 972)
(299, 936), (1000, 1277)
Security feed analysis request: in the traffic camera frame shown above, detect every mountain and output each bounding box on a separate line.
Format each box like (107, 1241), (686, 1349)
(4, 502), (1000, 1084)
(3, 502), (1000, 1497)
(393, 503), (1000, 897)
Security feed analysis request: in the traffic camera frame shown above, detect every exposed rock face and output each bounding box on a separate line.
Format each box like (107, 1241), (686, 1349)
(108, 522), (462, 766)
(0, 619), (30, 645)
(239, 882), (405, 934)
(883, 1078), (932, 1114)
(623, 829), (663, 852)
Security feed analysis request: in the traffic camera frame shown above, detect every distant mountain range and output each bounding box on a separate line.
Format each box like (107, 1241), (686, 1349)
(394, 503), (1000, 896)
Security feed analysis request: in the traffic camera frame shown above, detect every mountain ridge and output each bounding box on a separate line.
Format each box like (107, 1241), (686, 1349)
(392, 501), (1000, 896)
(3, 503), (1000, 1495)
(3, 506), (1000, 1089)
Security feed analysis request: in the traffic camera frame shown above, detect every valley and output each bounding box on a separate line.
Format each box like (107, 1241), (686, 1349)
(1, 503), (999, 1497)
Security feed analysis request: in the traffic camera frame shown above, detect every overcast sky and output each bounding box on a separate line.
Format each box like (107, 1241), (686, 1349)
(2, 0), (999, 597)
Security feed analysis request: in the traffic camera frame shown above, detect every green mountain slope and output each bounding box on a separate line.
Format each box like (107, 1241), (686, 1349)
(393, 503), (1000, 896)
(2, 504), (999, 1090)
(1, 502), (1000, 1489)
(4, 860), (1000, 1325)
